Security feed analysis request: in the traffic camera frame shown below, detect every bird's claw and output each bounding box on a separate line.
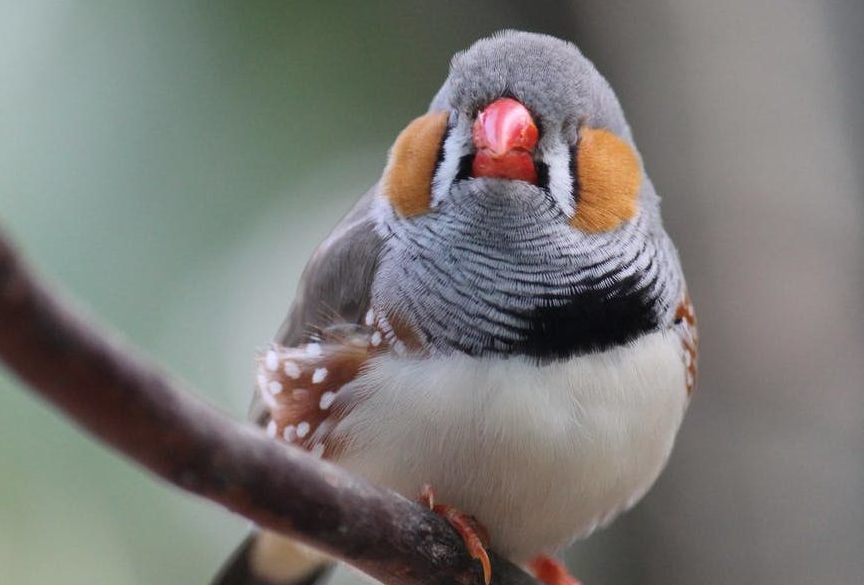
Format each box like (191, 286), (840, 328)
(418, 484), (492, 584)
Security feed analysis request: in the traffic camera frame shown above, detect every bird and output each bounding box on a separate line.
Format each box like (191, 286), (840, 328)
(212, 30), (698, 585)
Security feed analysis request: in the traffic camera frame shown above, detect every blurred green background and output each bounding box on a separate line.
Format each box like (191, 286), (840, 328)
(2, 2), (862, 584)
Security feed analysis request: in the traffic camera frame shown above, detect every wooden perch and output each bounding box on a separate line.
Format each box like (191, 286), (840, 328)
(0, 228), (538, 585)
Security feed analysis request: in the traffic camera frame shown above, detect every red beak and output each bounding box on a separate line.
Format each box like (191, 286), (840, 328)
(471, 97), (539, 183)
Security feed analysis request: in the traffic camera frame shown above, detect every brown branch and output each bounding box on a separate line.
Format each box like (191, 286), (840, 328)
(0, 228), (538, 585)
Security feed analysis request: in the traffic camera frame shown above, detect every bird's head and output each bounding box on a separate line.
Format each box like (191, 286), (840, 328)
(378, 30), (646, 235)
(371, 31), (682, 359)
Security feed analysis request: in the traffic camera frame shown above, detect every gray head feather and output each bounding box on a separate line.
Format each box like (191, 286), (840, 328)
(432, 31), (632, 142)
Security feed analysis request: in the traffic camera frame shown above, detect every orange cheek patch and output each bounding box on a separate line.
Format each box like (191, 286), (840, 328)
(572, 127), (643, 232)
(381, 111), (449, 218)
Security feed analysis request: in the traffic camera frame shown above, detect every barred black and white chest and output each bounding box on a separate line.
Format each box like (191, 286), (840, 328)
(371, 178), (683, 362)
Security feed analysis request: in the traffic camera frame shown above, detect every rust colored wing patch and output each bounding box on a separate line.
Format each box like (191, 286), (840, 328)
(257, 333), (371, 460)
(673, 295), (698, 396)
(381, 111), (449, 218)
(256, 311), (418, 459)
(572, 127), (642, 233)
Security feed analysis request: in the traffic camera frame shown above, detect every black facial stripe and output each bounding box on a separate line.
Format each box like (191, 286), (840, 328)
(432, 122), (453, 180)
(569, 144), (579, 207)
(456, 154), (473, 181)
(536, 161), (550, 191)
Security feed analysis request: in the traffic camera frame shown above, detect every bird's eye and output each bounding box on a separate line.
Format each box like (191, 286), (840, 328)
(571, 127), (643, 232)
(380, 111), (450, 218)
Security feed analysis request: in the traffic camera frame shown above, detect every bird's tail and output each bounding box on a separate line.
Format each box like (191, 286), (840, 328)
(211, 531), (333, 585)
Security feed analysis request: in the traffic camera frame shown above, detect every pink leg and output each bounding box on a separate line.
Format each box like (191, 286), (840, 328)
(529, 555), (583, 585)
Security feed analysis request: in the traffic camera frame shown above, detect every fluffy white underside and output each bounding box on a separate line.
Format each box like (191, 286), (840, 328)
(333, 329), (688, 561)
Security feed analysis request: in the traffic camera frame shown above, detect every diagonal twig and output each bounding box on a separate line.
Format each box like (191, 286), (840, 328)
(0, 228), (538, 585)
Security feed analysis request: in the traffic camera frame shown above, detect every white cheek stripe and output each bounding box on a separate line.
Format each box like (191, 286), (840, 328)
(542, 140), (575, 216)
(431, 118), (471, 206)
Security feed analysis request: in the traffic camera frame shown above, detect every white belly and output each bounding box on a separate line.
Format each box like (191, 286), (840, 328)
(332, 329), (689, 561)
